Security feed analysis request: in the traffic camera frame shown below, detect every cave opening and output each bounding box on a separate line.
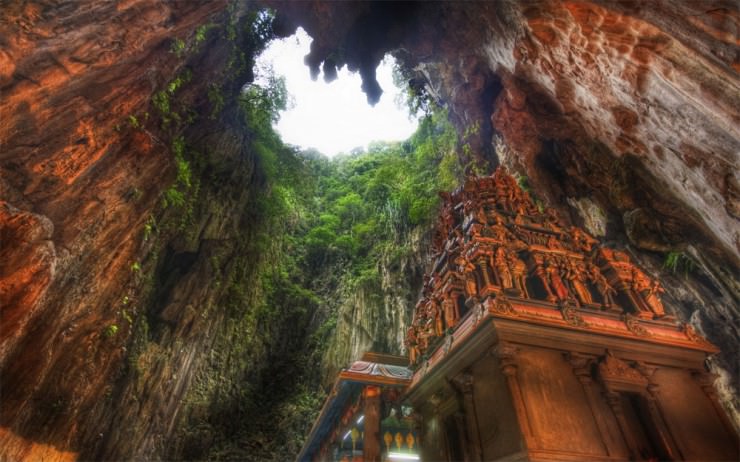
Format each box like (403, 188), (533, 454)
(254, 27), (419, 157)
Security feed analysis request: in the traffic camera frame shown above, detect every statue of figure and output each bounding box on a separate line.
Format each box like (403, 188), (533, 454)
(544, 208), (563, 233)
(464, 261), (479, 298)
(405, 326), (419, 364)
(506, 250), (528, 295)
(490, 215), (510, 241)
(547, 261), (570, 301)
(571, 227), (597, 253)
(643, 279), (666, 317)
(417, 321), (433, 352)
(630, 266), (651, 293)
(546, 234), (564, 251)
(566, 262), (593, 305)
(427, 299), (444, 337)
(442, 297), (459, 330)
(587, 264), (616, 307)
(494, 247), (514, 289)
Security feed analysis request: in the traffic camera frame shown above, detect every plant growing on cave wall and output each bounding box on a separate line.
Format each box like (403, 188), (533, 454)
(664, 251), (696, 277)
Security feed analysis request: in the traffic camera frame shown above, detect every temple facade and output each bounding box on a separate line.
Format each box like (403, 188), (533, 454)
(300, 170), (738, 462)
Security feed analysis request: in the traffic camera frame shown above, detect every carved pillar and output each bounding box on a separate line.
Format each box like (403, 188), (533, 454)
(692, 369), (740, 447)
(598, 353), (646, 460)
(603, 389), (641, 460)
(452, 371), (483, 461)
(478, 259), (495, 298)
(532, 257), (556, 302)
(494, 343), (536, 450)
(565, 353), (612, 456)
(636, 364), (683, 460)
(363, 386), (382, 462)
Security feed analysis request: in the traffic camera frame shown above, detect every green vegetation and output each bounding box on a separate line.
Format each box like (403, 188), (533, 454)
(126, 7), (468, 460)
(182, 52), (463, 459)
(664, 251), (695, 277)
(104, 324), (119, 337)
(170, 38), (186, 57)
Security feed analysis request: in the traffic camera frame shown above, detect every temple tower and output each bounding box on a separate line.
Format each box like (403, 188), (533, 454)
(300, 170), (738, 461)
(405, 170), (738, 461)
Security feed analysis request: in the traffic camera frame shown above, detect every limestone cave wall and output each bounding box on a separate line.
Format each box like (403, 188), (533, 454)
(0, 1), (738, 460)
(1, 2), (297, 460)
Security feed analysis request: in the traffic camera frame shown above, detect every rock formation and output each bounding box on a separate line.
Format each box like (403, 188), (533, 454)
(1, 1), (738, 460)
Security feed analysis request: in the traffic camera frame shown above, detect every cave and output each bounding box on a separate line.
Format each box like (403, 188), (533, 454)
(0, 1), (738, 461)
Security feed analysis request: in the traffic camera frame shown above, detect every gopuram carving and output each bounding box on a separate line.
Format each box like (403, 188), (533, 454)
(407, 169), (677, 364)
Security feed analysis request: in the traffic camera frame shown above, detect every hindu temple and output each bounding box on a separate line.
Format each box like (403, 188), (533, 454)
(300, 169), (739, 462)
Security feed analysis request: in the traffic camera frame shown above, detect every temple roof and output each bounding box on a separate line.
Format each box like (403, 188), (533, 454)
(297, 353), (411, 462)
(405, 169), (717, 378)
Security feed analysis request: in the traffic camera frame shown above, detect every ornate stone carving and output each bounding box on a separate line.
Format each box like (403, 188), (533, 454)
(405, 169), (677, 365)
(560, 300), (587, 327)
(623, 313), (651, 337)
(492, 342), (520, 377)
(565, 352), (595, 384)
(488, 294), (516, 316)
(587, 263), (617, 309)
(682, 322), (711, 345)
(598, 351), (648, 386)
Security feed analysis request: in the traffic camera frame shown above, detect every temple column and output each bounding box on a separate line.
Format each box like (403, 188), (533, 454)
(363, 386), (382, 462)
(494, 343), (536, 450)
(452, 371), (483, 461)
(565, 353), (612, 456)
(603, 390), (641, 460)
(637, 364), (683, 460)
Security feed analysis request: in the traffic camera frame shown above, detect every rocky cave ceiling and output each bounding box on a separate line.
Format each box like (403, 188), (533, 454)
(0, 0), (738, 460)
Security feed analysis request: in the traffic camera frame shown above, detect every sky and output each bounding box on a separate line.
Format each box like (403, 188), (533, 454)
(255, 28), (418, 157)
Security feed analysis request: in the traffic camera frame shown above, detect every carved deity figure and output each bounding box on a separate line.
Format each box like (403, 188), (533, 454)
(571, 227), (597, 253)
(587, 264), (616, 307)
(405, 326), (419, 364)
(630, 266), (651, 292)
(412, 318), (430, 354)
(546, 234), (564, 251)
(489, 215), (509, 241)
(455, 256), (478, 298)
(533, 255), (557, 301)
(643, 279), (666, 317)
(626, 266), (666, 318)
(566, 261), (593, 305)
(506, 250), (528, 295)
(427, 299), (444, 337)
(493, 247), (514, 289)
(442, 297), (460, 330)
(546, 261), (570, 301)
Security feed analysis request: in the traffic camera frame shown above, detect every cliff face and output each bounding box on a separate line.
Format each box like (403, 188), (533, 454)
(322, 228), (429, 382)
(1, 2), (282, 460)
(1, 1), (738, 460)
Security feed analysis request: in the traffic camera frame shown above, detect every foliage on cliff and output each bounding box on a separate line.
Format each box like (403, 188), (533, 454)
(199, 81), (461, 460)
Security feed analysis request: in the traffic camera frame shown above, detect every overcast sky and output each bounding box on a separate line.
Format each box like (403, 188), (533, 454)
(255, 28), (418, 156)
